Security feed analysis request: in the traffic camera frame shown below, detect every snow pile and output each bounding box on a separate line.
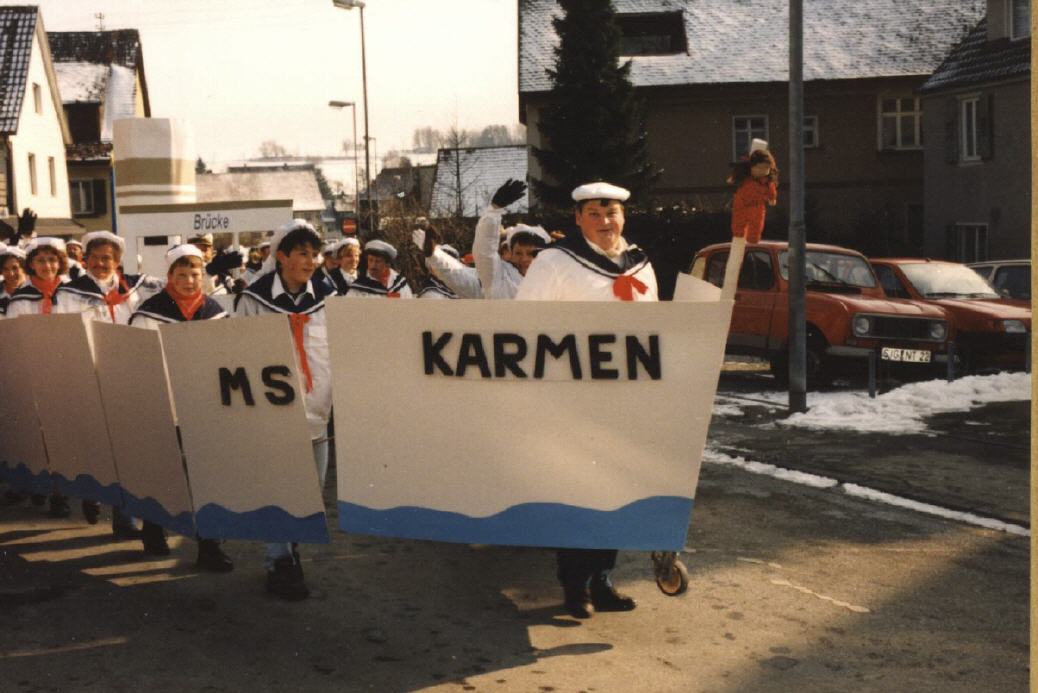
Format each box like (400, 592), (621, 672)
(778, 372), (1031, 434)
(101, 65), (137, 142)
(704, 447), (839, 488)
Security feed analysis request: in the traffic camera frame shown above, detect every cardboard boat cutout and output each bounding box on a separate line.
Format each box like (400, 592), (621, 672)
(0, 318), (52, 494)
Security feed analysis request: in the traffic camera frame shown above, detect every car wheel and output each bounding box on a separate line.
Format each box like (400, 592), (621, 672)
(769, 332), (830, 388)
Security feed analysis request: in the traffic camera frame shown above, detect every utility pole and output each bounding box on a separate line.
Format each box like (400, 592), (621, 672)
(787, 0), (808, 413)
(94, 12), (105, 30)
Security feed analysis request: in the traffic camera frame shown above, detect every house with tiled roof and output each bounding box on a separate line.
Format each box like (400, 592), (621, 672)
(430, 145), (529, 218)
(519, 0), (986, 254)
(48, 28), (150, 234)
(0, 6), (79, 236)
(918, 0), (1030, 262)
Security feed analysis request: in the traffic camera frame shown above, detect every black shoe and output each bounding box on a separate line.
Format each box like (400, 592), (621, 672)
(1, 489), (28, 506)
(267, 556), (309, 601)
(141, 522), (170, 556)
(81, 500), (100, 525)
(196, 539), (234, 573)
(562, 584), (594, 619)
(30, 493), (46, 507)
(47, 494), (70, 518)
(589, 576), (636, 612)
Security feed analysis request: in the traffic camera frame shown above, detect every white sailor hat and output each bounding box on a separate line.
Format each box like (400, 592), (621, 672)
(164, 244), (205, 270)
(505, 224), (552, 246)
(261, 219), (320, 274)
(440, 244), (460, 260)
(82, 230), (125, 254)
(26, 237), (67, 254)
(571, 182), (630, 203)
(187, 232), (214, 246)
(258, 240), (272, 249)
(66, 238), (83, 248)
(364, 239), (397, 260)
(0, 245), (26, 260)
(336, 237), (361, 254)
(749, 138), (769, 154)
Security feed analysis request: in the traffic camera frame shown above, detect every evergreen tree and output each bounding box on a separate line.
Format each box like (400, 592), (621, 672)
(531, 0), (657, 210)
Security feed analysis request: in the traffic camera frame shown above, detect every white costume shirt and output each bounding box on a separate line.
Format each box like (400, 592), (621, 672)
(235, 271), (332, 439)
(56, 272), (164, 325)
(423, 247), (481, 299)
(473, 207), (523, 300)
(344, 269), (414, 299)
(516, 235), (658, 302)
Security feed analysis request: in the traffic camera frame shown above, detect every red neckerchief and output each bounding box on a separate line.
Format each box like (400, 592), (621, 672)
(165, 286), (205, 321)
(30, 276), (61, 314)
(101, 273), (132, 322)
(613, 274), (648, 302)
(287, 314), (314, 393)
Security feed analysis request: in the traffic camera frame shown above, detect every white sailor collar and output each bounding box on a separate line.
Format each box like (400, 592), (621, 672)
(271, 272), (316, 303)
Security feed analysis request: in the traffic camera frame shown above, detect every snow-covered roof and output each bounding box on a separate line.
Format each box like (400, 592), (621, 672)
(920, 19), (1031, 94)
(429, 145), (529, 218)
(54, 61), (106, 103)
(196, 170), (325, 212)
(519, 0), (986, 93)
(0, 6), (39, 134)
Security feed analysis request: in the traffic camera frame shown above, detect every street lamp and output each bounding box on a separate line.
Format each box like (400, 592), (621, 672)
(331, 0), (374, 235)
(328, 100), (360, 217)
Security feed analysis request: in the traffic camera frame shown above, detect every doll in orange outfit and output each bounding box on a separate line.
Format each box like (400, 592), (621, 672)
(721, 139), (778, 299)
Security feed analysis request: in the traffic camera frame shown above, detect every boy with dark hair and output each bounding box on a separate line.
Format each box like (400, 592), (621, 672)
(234, 220), (335, 600)
(472, 179), (550, 299)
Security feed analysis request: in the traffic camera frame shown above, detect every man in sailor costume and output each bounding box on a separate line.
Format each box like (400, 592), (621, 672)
(345, 240), (413, 298)
(55, 231), (164, 325)
(65, 239), (85, 280)
(128, 245), (233, 571)
(413, 228), (481, 299)
(517, 182), (655, 619)
(470, 179), (552, 299)
(234, 220), (335, 600)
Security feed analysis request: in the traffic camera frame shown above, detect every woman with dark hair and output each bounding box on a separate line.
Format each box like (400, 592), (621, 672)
(0, 245), (27, 315)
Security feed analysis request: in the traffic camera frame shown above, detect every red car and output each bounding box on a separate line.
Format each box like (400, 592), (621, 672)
(870, 259), (1030, 373)
(691, 242), (951, 384)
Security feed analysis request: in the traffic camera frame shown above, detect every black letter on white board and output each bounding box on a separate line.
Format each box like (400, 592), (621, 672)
(262, 365), (296, 405)
(219, 367), (255, 406)
(423, 331), (454, 375)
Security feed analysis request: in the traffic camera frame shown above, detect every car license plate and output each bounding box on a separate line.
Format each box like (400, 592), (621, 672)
(881, 348), (931, 363)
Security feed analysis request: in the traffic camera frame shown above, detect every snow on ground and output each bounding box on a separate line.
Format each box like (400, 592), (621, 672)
(703, 447), (1029, 537)
(714, 372), (1031, 435)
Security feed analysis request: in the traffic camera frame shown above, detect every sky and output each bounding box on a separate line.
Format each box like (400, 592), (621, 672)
(29, 0), (520, 166)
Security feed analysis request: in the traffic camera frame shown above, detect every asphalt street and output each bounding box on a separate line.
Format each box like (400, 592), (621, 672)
(0, 369), (1029, 692)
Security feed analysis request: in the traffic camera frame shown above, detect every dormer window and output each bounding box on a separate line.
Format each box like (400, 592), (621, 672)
(1010, 0), (1029, 40)
(616, 12), (687, 56)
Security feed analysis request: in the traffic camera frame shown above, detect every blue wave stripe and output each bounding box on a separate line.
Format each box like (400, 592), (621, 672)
(0, 461), (52, 495)
(195, 503), (330, 544)
(121, 490), (195, 538)
(338, 496), (694, 551)
(51, 473), (124, 507)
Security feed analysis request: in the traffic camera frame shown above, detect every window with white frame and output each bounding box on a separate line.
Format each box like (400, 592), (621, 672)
(732, 115), (768, 160)
(70, 180), (94, 215)
(878, 96), (922, 150)
(27, 154), (36, 195)
(960, 96), (980, 161)
(1010, 0), (1030, 40)
(948, 224), (988, 263)
(803, 116), (819, 148)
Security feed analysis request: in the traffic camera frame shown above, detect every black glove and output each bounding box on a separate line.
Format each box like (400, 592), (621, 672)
(491, 179), (527, 209)
(17, 208), (36, 237)
(206, 249), (244, 276)
(423, 226), (442, 258)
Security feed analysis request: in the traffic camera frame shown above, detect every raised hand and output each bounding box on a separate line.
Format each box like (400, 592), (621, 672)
(491, 179), (527, 209)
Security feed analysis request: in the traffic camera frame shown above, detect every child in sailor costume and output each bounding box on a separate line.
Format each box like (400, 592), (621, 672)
(472, 179), (551, 299)
(329, 237), (361, 294)
(128, 245), (234, 571)
(54, 231), (164, 325)
(345, 240), (413, 298)
(417, 243), (466, 299)
(516, 182), (653, 620)
(6, 238), (71, 319)
(234, 220), (334, 600)
(412, 228), (482, 299)
(0, 245), (27, 316)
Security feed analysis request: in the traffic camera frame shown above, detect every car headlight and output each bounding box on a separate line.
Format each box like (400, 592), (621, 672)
(1001, 320), (1027, 334)
(929, 321), (947, 341)
(852, 315), (871, 337)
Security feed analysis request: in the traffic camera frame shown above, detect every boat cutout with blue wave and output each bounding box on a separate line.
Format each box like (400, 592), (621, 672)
(0, 461), (51, 495)
(51, 473), (124, 507)
(195, 503), (329, 543)
(339, 495), (694, 551)
(121, 490), (195, 537)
